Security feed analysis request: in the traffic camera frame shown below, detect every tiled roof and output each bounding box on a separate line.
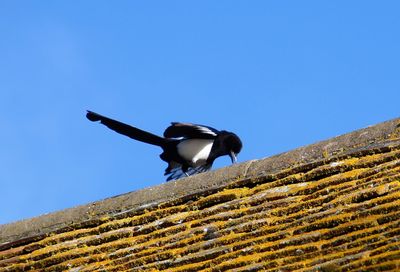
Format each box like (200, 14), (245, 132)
(1, 118), (400, 271)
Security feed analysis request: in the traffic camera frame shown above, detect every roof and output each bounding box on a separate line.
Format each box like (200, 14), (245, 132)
(1, 118), (400, 271)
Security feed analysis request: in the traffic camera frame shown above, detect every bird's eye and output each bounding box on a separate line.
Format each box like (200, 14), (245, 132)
(228, 135), (242, 154)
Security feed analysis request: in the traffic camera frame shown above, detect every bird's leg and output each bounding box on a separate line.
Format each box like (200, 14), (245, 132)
(182, 164), (190, 177)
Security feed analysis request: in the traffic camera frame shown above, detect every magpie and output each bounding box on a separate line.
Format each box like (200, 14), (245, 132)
(86, 111), (242, 181)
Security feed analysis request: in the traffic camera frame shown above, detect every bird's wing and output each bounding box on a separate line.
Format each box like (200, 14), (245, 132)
(165, 164), (212, 181)
(163, 122), (219, 139)
(86, 111), (166, 146)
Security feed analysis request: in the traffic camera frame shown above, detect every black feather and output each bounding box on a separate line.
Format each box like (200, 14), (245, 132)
(166, 164), (212, 181)
(163, 122), (219, 139)
(86, 111), (167, 147)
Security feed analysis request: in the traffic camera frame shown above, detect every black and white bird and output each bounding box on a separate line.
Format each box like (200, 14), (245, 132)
(86, 111), (242, 181)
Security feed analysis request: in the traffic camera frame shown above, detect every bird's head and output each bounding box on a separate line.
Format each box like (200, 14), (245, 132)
(219, 131), (242, 164)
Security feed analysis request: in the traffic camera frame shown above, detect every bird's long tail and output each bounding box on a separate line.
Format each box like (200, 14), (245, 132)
(86, 111), (167, 147)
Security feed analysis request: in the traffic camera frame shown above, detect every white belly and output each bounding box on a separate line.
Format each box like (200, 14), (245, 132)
(177, 139), (214, 166)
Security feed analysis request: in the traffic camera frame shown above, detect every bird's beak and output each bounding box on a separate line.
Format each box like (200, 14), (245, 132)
(229, 151), (237, 164)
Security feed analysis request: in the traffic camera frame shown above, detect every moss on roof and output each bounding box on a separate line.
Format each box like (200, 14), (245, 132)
(1, 118), (400, 271)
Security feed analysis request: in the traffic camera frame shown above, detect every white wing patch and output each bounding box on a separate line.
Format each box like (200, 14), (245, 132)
(177, 139), (214, 166)
(195, 125), (218, 136)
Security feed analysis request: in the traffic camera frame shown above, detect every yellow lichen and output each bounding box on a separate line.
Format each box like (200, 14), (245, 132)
(2, 148), (400, 272)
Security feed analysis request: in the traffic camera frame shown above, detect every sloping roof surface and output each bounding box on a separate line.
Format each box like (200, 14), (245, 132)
(1, 118), (400, 271)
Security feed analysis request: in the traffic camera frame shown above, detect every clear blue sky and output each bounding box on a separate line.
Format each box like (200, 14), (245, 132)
(1, 1), (399, 224)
